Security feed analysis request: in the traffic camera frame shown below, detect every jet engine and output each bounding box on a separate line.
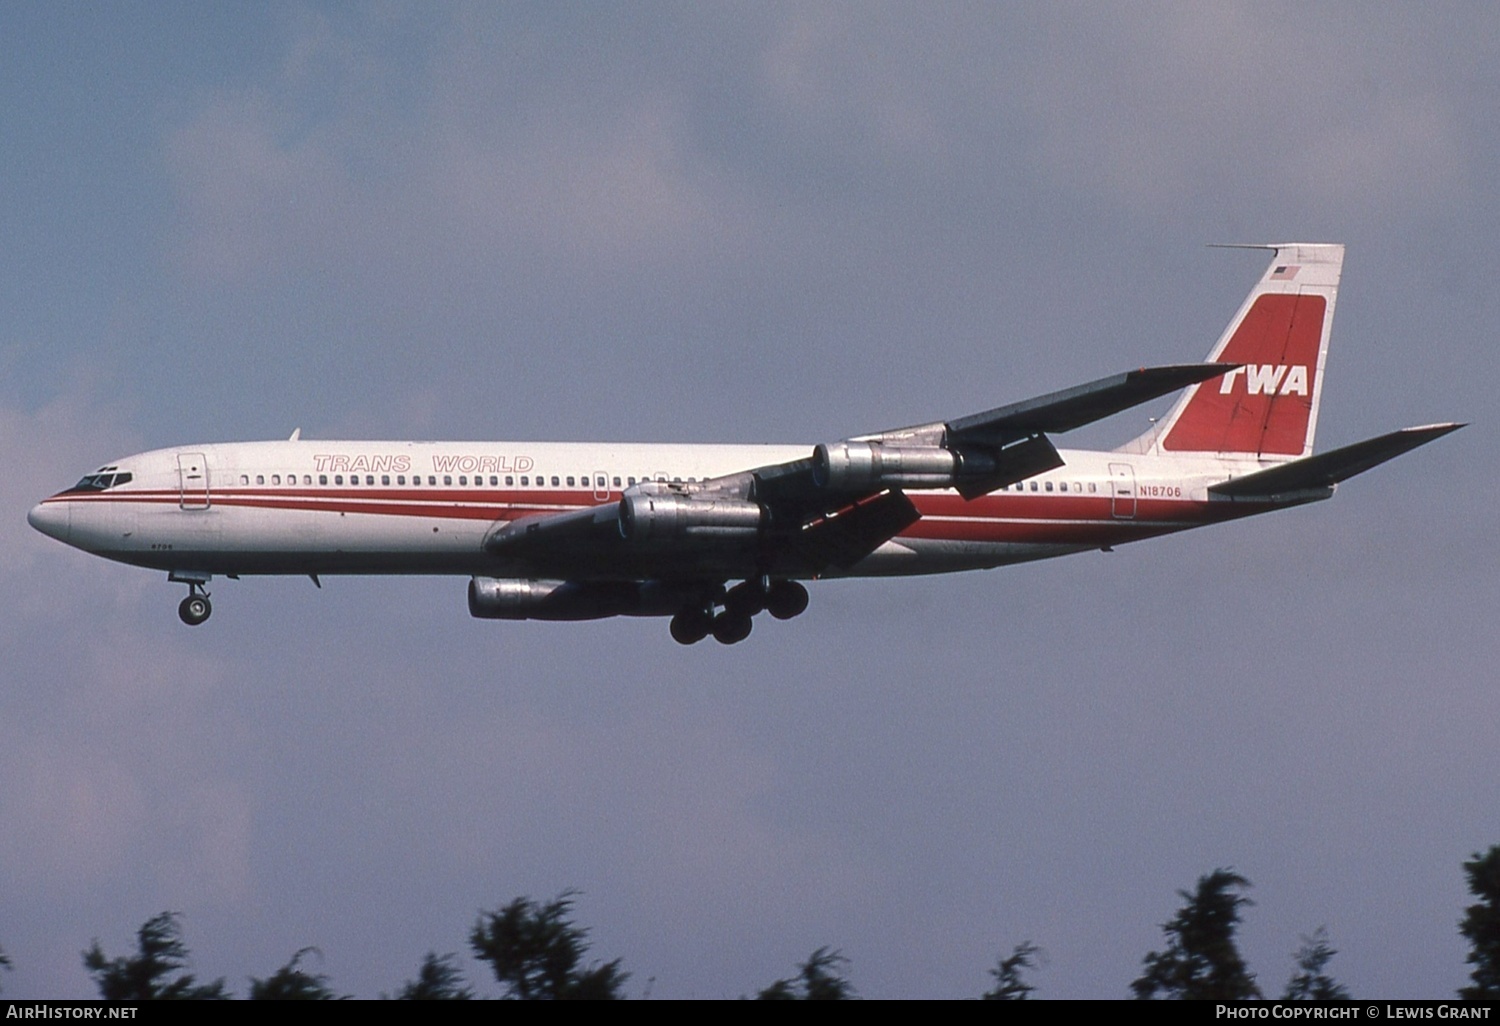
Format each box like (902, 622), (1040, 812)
(468, 577), (699, 621)
(812, 440), (997, 492)
(616, 492), (764, 543)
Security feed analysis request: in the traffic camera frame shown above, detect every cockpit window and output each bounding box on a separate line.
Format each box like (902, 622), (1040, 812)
(70, 472), (132, 492)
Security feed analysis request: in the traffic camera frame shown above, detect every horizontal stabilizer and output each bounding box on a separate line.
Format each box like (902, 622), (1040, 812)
(944, 363), (1240, 447)
(1209, 423), (1464, 498)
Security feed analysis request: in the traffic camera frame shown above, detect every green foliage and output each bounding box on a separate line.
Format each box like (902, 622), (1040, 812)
(1460, 845), (1500, 999)
(81, 912), (229, 1000)
(393, 952), (473, 1000)
(1132, 869), (1261, 1000)
(756, 947), (855, 1000)
(470, 892), (627, 1000)
(1283, 928), (1349, 1000)
(248, 947), (347, 1000)
(983, 941), (1043, 1000)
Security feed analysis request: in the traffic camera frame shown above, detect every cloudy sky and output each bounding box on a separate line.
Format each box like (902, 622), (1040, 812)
(3, 2), (1496, 999)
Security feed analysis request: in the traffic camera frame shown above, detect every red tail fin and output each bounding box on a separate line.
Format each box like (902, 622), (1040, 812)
(1138, 244), (1343, 461)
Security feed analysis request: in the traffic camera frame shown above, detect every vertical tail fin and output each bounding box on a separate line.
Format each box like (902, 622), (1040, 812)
(1126, 244), (1343, 461)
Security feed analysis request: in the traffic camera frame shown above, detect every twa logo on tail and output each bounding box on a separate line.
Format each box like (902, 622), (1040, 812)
(1136, 243), (1345, 459)
(1218, 364), (1310, 396)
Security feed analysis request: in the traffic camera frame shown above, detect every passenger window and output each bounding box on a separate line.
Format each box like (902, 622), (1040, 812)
(520, 476), (528, 486)
(1045, 481), (1054, 492)
(551, 476), (560, 486)
(335, 475), (344, 485)
(382, 475), (390, 485)
(444, 475), (452, 486)
(1029, 481), (1038, 492)
(1089, 482), (1097, 493)
(319, 475), (328, 485)
(505, 476), (514, 486)
(397, 475), (405, 485)
(256, 475), (265, 485)
(459, 476), (467, 486)
(566, 476), (574, 486)
(271, 474), (280, 485)
(612, 477), (621, 487)
(240, 475), (249, 485)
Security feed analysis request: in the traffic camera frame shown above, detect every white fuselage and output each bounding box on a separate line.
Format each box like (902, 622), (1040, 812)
(29, 438), (1288, 581)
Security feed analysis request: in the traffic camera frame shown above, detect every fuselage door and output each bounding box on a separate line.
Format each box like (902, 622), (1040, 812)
(178, 453), (210, 510)
(1108, 462), (1136, 520)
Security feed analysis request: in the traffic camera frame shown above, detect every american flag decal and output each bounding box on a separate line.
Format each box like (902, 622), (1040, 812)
(1269, 265), (1301, 280)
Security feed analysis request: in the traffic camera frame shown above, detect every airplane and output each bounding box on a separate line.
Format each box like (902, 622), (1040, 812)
(29, 243), (1462, 644)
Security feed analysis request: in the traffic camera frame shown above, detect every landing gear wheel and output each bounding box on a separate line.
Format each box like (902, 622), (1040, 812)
(711, 612), (753, 645)
(766, 580), (810, 620)
(178, 594), (212, 626)
(723, 580), (767, 617)
(670, 607), (713, 645)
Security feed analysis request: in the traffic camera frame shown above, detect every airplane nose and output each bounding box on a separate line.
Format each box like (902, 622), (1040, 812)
(28, 500), (70, 542)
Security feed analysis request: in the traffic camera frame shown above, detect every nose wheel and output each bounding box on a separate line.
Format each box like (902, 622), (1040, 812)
(169, 571), (214, 625)
(178, 596), (211, 626)
(178, 592), (211, 626)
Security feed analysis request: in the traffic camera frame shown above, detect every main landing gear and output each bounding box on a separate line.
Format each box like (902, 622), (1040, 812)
(669, 578), (810, 646)
(170, 571), (213, 626)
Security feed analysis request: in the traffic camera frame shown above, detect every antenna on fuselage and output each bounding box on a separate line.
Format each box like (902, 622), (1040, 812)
(289, 428), (302, 441)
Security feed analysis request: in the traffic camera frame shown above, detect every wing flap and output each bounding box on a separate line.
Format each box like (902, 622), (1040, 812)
(781, 489), (921, 571)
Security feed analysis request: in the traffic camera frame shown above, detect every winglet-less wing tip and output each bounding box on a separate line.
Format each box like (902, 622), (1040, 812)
(945, 361), (1243, 445)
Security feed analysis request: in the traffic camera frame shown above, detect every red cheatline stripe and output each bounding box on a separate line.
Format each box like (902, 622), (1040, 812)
(46, 489), (1223, 527)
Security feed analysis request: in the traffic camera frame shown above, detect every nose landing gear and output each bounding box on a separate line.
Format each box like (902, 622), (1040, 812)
(178, 592), (212, 626)
(169, 571), (213, 626)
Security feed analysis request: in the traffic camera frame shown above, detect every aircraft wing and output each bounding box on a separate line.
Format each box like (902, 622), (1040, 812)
(752, 361), (1239, 506)
(871, 363), (1240, 447)
(486, 363), (1237, 576)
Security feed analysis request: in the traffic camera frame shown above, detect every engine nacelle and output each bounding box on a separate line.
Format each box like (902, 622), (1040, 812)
(617, 492), (764, 544)
(468, 577), (695, 621)
(812, 441), (995, 491)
